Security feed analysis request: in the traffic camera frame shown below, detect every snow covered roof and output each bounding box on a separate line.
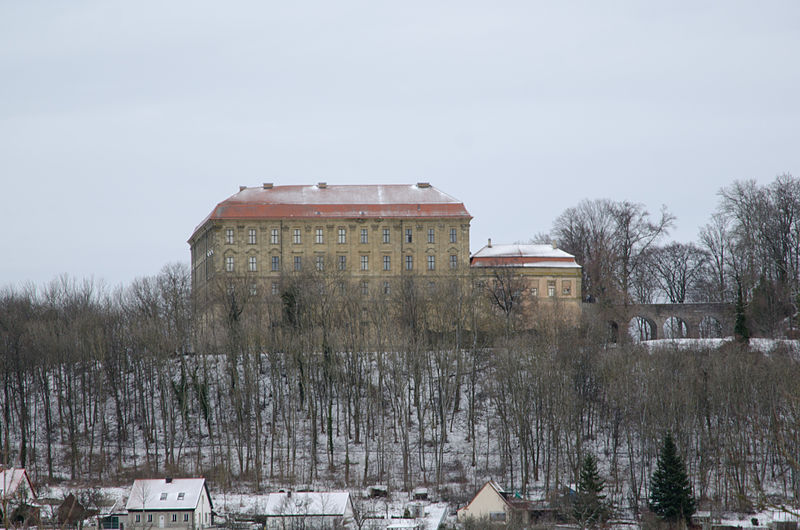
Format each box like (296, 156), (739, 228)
(125, 478), (211, 511)
(0, 468), (36, 500)
(264, 491), (351, 517)
(191, 183), (471, 240)
(470, 244), (581, 269)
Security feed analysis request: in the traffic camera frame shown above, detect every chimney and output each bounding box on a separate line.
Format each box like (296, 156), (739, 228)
(318, 182), (327, 189)
(262, 182), (273, 189)
(417, 182), (431, 188)
(165, 477), (172, 484)
(551, 239), (557, 249)
(488, 238), (492, 248)
(239, 185), (247, 192)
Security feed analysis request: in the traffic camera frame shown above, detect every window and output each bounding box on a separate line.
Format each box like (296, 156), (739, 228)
(489, 512), (507, 522)
(449, 254), (458, 269)
(450, 227), (457, 243)
(562, 280), (572, 295)
(271, 282), (279, 295)
(160, 492), (168, 501)
(316, 256), (324, 271)
(225, 256), (234, 272)
(271, 228), (279, 244)
(177, 492), (185, 501)
(405, 255), (413, 270)
(428, 228), (435, 244)
(405, 228), (412, 243)
(293, 229), (301, 244)
(338, 228), (346, 244)
(382, 228), (390, 243)
(548, 280), (556, 297)
(360, 255), (369, 271)
(315, 228), (324, 244)
(271, 256), (280, 271)
(248, 256), (257, 271)
(337, 255), (347, 270)
(225, 228), (234, 244)
(383, 281), (390, 295)
(361, 281), (369, 296)
(172, 515), (177, 522)
(135, 515), (141, 523)
(148, 515), (153, 523)
(427, 255), (435, 270)
(530, 287), (538, 297)
(360, 228), (368, 244)
(383, 255), (391, 271)
(249, 284), (257, 296)
(294, 256), (302, 271)
(184, 514), (189, 522)
(248, 228), (256, 244)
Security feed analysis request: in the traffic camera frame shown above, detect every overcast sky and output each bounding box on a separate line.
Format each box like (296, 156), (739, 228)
(2, 1), (799, 289)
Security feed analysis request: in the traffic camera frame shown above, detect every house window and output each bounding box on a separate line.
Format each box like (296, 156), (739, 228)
(449, 254), (457, 269)
(548, 281), (556, 297)
(148, 515), (153, 523)
(405, 228), (412, 243)
(338, 255), (347, 270)
(248, 228), (256, 244)
(135, 515), (141, 523)
(172, 514), (177, 522)
(248, 256), (257, 272)
(360, 255), (369, 271)
(249, 284), (257, 296)
(361, 281), (369, 296)
(489, 512), (506, 522)
(225, 228), (234, 244)
(316, 256), (324, 271)
(383, 281), (390, 295)
(360, 228), (368, 244)
(338, 228), (346, 244)
(294, 256), (302, 271)
(271, 256), (280, 271)
(271, 228), (279, 245)
(405, 255), (413, 270)
(315, 228), (324, 244)
(293, 229), (301, 244)
(184, 514), (189, 522)
(562, 280), (572, 295)
(271, 282), (279, 295)
(225, 256), (234, 272)
(383, 255), (391, 271)
(450, 228), (457, 243)
(427, 255), (435, 271)
(530, 287), (538, 297)
(382, 228), (390, 243)
(160, 492), (168, 501)
(428, 228), (435, 244)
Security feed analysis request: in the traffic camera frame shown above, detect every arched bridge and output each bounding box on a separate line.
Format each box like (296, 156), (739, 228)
(584, 302), (735, 342)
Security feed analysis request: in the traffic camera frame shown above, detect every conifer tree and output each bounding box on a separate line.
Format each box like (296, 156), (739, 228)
(649, 433), (696, 527)
(573, 452), (610, 528)
(734, 280), (749, 343)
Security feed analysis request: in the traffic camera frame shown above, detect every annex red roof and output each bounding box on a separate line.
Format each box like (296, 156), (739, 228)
(191, 184), (471, 240)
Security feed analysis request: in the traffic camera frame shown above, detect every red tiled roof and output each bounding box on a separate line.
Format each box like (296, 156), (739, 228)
(191, 184), (471, 240)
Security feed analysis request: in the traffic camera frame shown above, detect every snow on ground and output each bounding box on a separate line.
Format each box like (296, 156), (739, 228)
(641, 336), (800, 354)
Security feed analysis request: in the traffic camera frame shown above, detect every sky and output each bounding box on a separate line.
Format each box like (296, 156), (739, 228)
(2, 1), (800, 289)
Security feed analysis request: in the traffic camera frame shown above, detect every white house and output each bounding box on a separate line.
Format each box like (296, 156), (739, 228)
(264, 491), (355, 529)
(457, 480), (543, 526)
(0, 468), (36, 502)
(125, 478), (212, 530)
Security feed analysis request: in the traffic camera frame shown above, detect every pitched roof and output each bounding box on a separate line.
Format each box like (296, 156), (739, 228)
(191, 184), (471, 240)
(471, 244), (581, 269)
(125, 478), (211, 511)
(0, 468), (36, 500)
(264, 491), (351, 517)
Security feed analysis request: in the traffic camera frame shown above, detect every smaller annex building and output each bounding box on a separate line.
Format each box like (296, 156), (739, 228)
(125, 478), (212, 530)
(264, 491), (355, 529)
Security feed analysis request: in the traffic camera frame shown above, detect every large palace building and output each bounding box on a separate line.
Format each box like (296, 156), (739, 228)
(189, 182), (581, 322)
(189, 183), (473, 305)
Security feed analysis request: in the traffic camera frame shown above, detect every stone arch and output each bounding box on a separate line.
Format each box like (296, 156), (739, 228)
(663, 316), (690, 339)
(699, 315), (724, 338)
(629, 316), (657, 341)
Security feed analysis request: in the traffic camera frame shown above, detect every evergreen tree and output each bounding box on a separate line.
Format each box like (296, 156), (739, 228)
(649, 433), (696, 527)
(573, 452), (610, 528)
(734, 280), (749, 343)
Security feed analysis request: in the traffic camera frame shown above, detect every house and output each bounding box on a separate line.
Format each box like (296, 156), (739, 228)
(0, 467), (38, 525)
(264, 491), (356, 529)
(125, 478), (212, 530)
(457, 481), (556, 526)
(97, 500), (128, 530)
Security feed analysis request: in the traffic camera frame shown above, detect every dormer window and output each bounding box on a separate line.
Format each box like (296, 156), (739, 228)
(160, 492), (168, 501)
(177, 492), (185, 501)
